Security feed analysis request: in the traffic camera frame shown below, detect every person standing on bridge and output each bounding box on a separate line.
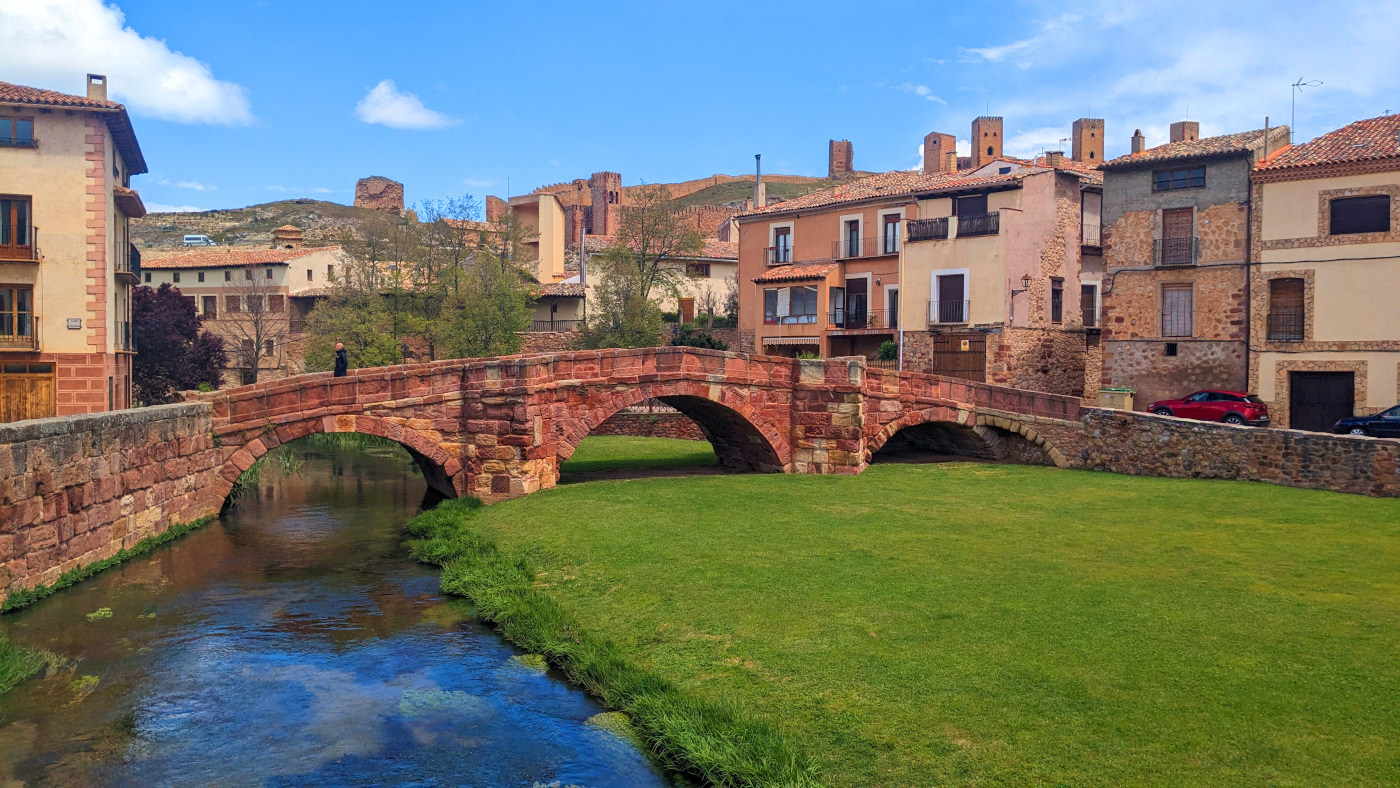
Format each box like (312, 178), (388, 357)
(334, 342), (348, 377)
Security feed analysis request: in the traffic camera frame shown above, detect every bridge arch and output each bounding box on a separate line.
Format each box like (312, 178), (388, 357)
(866, 407), (1065, 467)
(211, 413), (462, 506)
(559, 382), (787, 474)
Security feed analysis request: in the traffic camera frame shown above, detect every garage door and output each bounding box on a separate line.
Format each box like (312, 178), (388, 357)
(0, 362), (55, 423)
(1289, 371), (1354, 432)
(925, 334), (986, 382)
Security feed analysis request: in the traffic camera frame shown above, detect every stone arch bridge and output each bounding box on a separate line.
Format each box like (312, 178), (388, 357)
(197, 347), (1079, 505)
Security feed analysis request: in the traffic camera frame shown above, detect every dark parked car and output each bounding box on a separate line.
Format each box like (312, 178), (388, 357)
(1333, 405), (1400, 437)
(1147, 390), (1270, 426)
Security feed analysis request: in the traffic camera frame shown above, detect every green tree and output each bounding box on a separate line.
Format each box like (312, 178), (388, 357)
(444, 249), (533, 358)
(580, 184), (704, 348)
(303, 288), (399, 371)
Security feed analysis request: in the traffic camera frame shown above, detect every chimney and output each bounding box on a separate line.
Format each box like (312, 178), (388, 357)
(1044, 151), (1065, 167)
(86, 74), (107, 101)
(1131, 129), (1147, 154)
(1170, 121), (1200, 143)
(922, 131), (957, 175)
(753, 154), (766, 209)
(945, 150), (959, 172)
(1071, 118), (1104, 163)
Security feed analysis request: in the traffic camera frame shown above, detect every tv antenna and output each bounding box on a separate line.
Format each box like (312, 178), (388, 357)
(1291, 77), (1322, 143)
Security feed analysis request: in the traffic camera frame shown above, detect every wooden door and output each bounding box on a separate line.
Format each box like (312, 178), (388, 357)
(679, 297), (695, 325)
(0, 362), (55, 423)
(1289, 371), (1353, 432)
(937, 274), (966, 323)
(925, 333), (986, 382)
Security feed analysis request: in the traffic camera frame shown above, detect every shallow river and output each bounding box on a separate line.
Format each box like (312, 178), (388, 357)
(0, 442), (670, 786)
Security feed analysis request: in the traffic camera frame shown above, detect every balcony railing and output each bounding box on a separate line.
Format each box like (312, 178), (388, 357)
(928, 300), (970, 324)
(765, 246), (793, 265)
(1267, 310), (1304, 341)
(833, 235), (900, 259)
(1082, 306), (1099, 327)
(907, 218), (949, 242)
(0, 137), (37, 149)
(531, 318), (582, 332)
(956, 212), (1000, 237)
(0, 227), (38, 262)
(1154, 236), (1199, 266)
(1082, 221), (1102, 247)
(115, 242), (140, 282)
(116, 320), (136, 352)
(0, 316), (39, 351)
(827, 308), (894, 331)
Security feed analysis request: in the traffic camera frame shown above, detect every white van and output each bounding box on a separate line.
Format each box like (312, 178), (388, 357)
(182, 234), (217, 246)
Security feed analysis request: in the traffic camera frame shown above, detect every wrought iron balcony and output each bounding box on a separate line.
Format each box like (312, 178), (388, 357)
(1082, 306), (1099, 327)
(115, 242), (140, 283)
(833, 235), (900, 259)
(827, 308), (893, 331)
(906, 218), (949, 242)
(1267, 310), (1304, 341)
(764, 246), (794, 265)
(531, 318), (582, 332)
(116, 320), (136, 352)
(956, 212), (1000, 237)
(928, 299), (970, 324)
(1082, 221), (1102, 247)
(0, 316), (39, 351)
(1153, 237), (1199, 266)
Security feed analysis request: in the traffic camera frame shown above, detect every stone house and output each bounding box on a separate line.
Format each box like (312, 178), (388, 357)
(1098, 122), (1290, 408)
(140, 231), (346, 386)
(1248, 113), (1400, 430)
(0, 75), (147, 422)
(899, 163), (1103, 396)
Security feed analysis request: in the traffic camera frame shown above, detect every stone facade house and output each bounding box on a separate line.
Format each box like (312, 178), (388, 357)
(1098, 122), (1290, 408)
(0, 76), (148, 422)
(1249, 113), (1400, 430)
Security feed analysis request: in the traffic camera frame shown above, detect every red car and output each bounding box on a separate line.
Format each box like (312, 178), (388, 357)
(1147, 390), (1270, 426)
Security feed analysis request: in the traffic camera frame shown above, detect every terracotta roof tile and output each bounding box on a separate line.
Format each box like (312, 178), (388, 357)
(140, 246), (342, 269)
(1256, 114), (1400, 172)
(1101, 127), (1289, 170)
(0, 80), (147, 174)
(753, 262), (839, 283)
(535, 282), (586, 297)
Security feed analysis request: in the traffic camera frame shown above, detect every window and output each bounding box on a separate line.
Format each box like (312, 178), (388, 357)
(845, 220), (860, 257)
(954, 194), (988, 216)
(763, 285), (818, 324)
(0, 287), (34, 338)
(0, 118), (34, 148)
(882, 214), (900, 255)
(1267, 278), (1304, 341)
(225, 295), (241, 313)
(144, 271), (151, 283)
(1050, 278), (1064, 323)
(197, 271), (205, 283)
(327, 264), (334, 279)
(0, 196), (33, 257)
(246, 295), (264, 313)
(998, 166), (1011, 174)
(1161, 283), (1193, 337)
(268, 295), (284, 313)
(1329, 195), (1390, 235)
(1157, 207), (1196, 265)
(1080, 284), (1098, 327)
(244, 269), (253, 281)
(933, 272), (967, 323)
(202, 295), (218, 319)
(224, 270), (232, 282)
(264, 339), (275, 355)
(266, 267), (274, 279)
(1153, 167), (1206, 191)
(172, 272), (180, 283)
(307, 269), (314, 281)
(772, 227), (791, 263)
(684, 262), (710, 277)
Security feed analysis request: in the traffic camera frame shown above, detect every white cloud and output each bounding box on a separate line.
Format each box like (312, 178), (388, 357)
(0, 0), (253, 125)
(354, 80), (458, 130)
(144, 202), (203, 213)
(156, 179), (214, 191)
(958, 37), (1042, 64)
(1003, 126), (1073, 159)
(897, 82), (948, 105)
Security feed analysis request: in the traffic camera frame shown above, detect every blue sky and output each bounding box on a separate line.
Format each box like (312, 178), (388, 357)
(3, 1), (1396, 213)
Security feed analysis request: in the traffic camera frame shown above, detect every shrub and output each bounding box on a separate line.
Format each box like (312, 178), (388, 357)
(878, 340), (899, 361)
(670, 326), (728, 351)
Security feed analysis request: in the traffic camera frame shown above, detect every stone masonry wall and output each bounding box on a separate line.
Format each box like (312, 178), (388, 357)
(0, 403), (220, 603)
(591, 412), (706, 441)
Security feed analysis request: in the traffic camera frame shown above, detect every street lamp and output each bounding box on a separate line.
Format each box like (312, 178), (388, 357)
(1009, 274), (1032, 325)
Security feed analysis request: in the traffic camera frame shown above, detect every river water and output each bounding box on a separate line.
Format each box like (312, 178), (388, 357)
(0, 441), (671, 787)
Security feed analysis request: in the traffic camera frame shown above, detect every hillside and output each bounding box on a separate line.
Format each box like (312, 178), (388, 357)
(132, 199), (390, 251)
(671, 177), (852, 210)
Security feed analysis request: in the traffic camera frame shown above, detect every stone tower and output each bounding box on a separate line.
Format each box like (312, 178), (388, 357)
(1170, 121), (1200, 143)
(271, 225), (304, 250)
(922, 131), (957, 174)
(1072, 118), (1104, 163)
(971, 116), (1003, 168)
(589, 172), (622, 236)
(354, 176), (405, 215)
(828, 139), (854, 178)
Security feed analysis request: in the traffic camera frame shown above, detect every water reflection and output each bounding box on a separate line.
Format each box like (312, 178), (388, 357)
(0, 440), (669, 787)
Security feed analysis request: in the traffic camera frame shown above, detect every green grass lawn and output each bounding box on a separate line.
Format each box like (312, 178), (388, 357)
(459, 437), (1400, 786)
(559, 435), (716, 474)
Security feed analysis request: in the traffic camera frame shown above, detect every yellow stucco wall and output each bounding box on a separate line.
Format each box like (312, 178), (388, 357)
(1260, 171), (1399, 241)
(1256, 350), (1398, 409)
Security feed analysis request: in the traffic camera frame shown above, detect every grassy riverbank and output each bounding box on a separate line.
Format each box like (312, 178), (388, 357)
(421, 437), (1400, 786)
(560, 435), (716, 474)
